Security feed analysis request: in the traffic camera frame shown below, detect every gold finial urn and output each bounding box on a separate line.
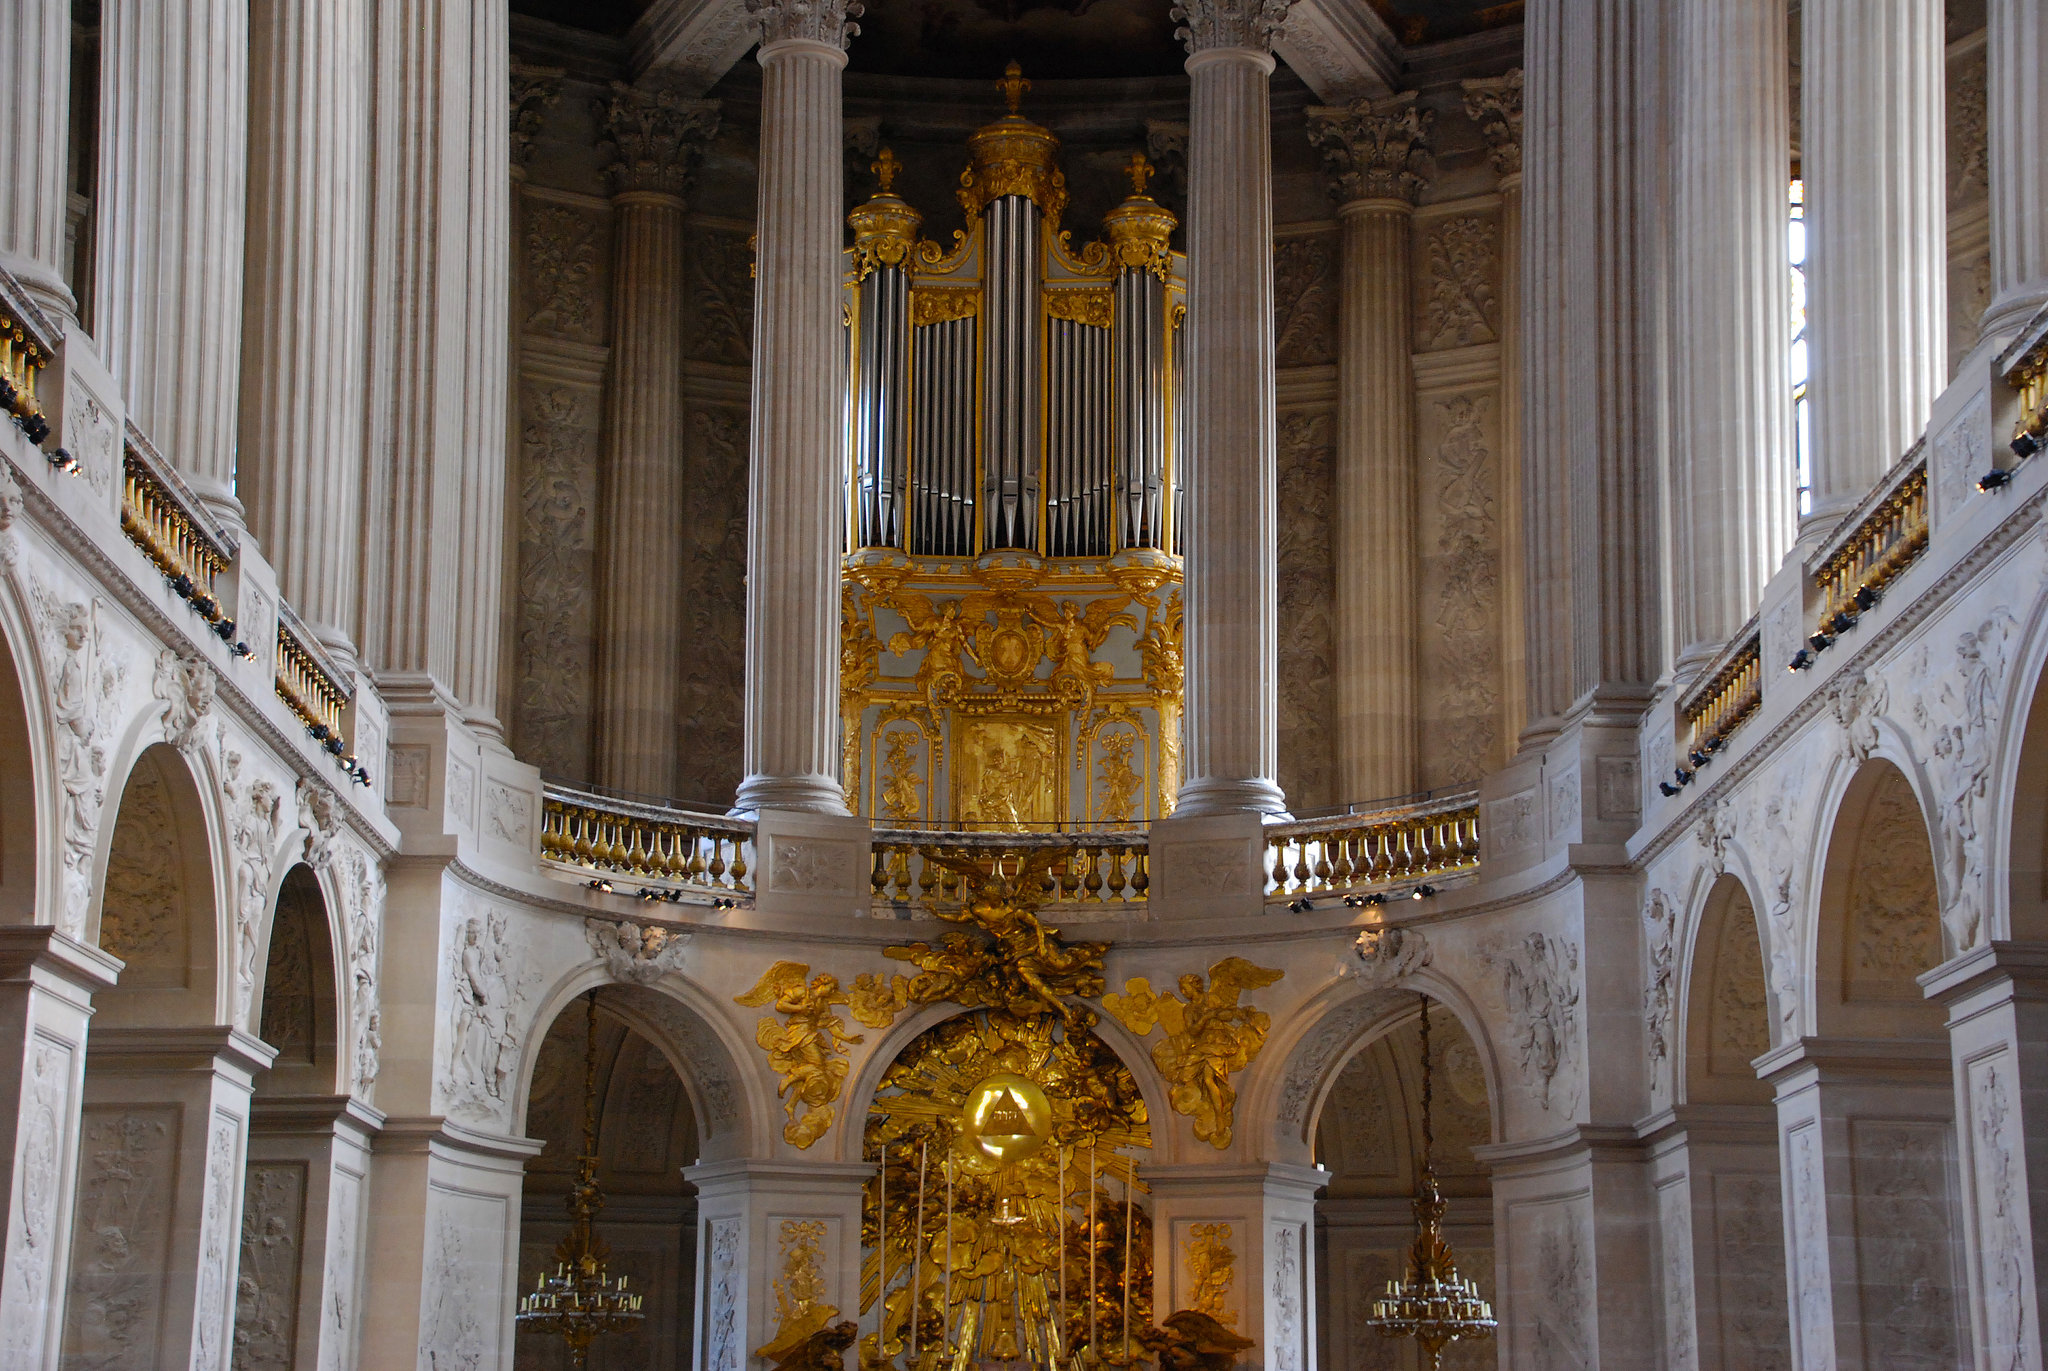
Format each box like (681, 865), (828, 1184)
(848, 147), (923, 279)
(958, 62), (1070, 227)
(1103, 152), (1178, 280)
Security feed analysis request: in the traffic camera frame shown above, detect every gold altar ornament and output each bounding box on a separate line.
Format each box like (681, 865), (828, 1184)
(961, 1072), (1053, 1164)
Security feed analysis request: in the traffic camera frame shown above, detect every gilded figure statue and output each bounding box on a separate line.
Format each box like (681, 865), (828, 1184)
(887, 593), (980, 702)
(757, 1307), (860, 1371)
(1103, 957), (1284, 1149)
(737, 961), (866, 1148)
(1135, 1311), (1256, 1371)
(1032, 595), (1134, 704)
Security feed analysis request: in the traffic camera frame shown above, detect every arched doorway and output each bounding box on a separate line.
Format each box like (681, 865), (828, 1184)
(516, 988), (699, 1370)
(1312, 998), (1496, 1371)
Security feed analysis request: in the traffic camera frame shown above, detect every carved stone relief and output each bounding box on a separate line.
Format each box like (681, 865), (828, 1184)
(152, 648), (216, 757)
(1968, 1057), (2028, 1366)
(63, 1107), (177, 1366)
(1347, 923), (1431, 988)
(1419, 217), (1499, 350)
(1421, 394), (1500, 787)
(1273, 233), (1337, 369)
(443, 906), (541, 1126)
(1842, 767), (1942, 999)
(629, 993), (740, 1128)
(259, 879), (319, 1064)
(1849, 1119), (1961, 1367)
(1657, 1180), (1697, 1371)
(523, 202), (605, 343)
(1642, 892), (1676, 1098)
(321, 1171), (361, 1365)
(686, 229), (756, 366)
(705, 1216), (744, 1371)
(484, 781), (533, 850)
(677, 406), (749, 801)
(1908, 607), (2017, 952)
(222, 745), (286, 1026)
(1486, 932), (1580, 1115)
(1709, 1172), (1791, 1368)
(295, 776), (338, 872)
(35, 588), (127, 937)
(420, 1206), (490, 1371)
(1787, 1125), (1831, 1360)
(1708, 888), (1771, 1079)
(1277, 410), (1336, 807)
(1279, 997), (1380, 1128)
(340, 845), (385, 1096)
(586, 918), (693, 986)
(233, 1160), (307, 1371)
(99, 756), (187, 985)
(1529, 1206), (1589, 1371)
(1315, 1047), (1396, 1180)
(1948, 49), (1988, 206)
(514, 385), (600, 782)
(1, 1037), (71, 1367)
(1268, 1221), (1305, 1371)
(191, 1112), (240, 1370)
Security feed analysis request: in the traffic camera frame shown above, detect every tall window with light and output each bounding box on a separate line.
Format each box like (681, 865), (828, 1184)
(1789, 177), (1811, 516)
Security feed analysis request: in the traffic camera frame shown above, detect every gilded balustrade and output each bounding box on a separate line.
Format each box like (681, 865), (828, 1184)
(1813, 457), (1929, 633)
(1679, 630), (1762, 756)
(2006, 323), (2048, 461)
(1265, 793), (1482, 898)
(121, 437), (234, 620)
(869, 831), (1149, 908)
(0, 293), (51, 445)
(275, 606), (354, 762)
(541, 788), (754, 893)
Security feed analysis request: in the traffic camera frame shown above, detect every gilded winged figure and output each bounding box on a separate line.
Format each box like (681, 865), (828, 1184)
(736, 961), (865, 1148)
(1103, 956), (1284, 1149)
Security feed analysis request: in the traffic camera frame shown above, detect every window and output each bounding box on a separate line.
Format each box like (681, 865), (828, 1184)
(1789, 177), (1812, 517)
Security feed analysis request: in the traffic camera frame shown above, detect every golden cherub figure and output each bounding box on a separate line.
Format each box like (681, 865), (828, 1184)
(1103, 957), (1284, 1149)
(737, 961), (866, 1148)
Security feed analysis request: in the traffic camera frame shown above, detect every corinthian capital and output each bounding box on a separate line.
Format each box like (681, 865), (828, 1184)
(598, 83), (722, 197)
(1461, 68), (1523, 178)
(1173, 0), (1295, 55)
(510, 63), (565, 169)
(1305, 91), (1434, 206)
(746, 0), (862, 50)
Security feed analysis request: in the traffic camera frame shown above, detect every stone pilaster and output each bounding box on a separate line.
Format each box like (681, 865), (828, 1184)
(359, 0), (507, 723)
(684, 1160), (870, 1366)
(1145, 1163), (1326, 1370)
(733, 0), (858, 816)
(1670, 0), (1793, 669)
(238, 0), (371, 670)
(1802, 0), (1946, 523)
(0, 930), (119, 1371)
(0, 0), (74, 320)
(1463, 69), (1525, 744)
(95, 0), (250, 530)
(1173, 0), (1292, 818)
(1306, 93), (1432, 803)
(1983, 0), (2048, 336)
(594, 85), (720, 799)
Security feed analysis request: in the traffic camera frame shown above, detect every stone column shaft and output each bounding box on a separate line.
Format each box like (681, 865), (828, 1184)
(1802, 0), (1946, 522)
(594, 88), (718, 799)
(735, 14), (853, 816)
(1983, 0), (2048, 335)
(239, 0), (371, 669)
(95, 0), (249, 529)
(1672, 0), (1793, 665)
(1333, 199), (1416, 802)
(1176, 6), (1289, 818)
(0, 0), (74, 319)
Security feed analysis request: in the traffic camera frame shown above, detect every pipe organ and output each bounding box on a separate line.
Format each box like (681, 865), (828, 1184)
(840, 66), (1187, 831)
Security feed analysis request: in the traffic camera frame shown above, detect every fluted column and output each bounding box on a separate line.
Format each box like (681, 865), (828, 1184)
(359, 0), (505, 716)
(1463, 69), (1525, 743)
(1173, 0), (1292, 818)
(733, 0), (855, 815)
(1983, 0), (2048, 335)
(1671, 0), (1792, 668)
(1802, 0), (1945, 524)
(96, 0), (250, 528)
(593, 85), (719, 798)
(1307, 94), (1431, 804)
(0, 0), (74, 320)
(238, 0), (371, 670)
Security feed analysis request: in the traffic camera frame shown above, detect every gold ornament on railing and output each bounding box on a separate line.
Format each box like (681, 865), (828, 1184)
(1365, 994), (1495, 1370)
(516, 992), (646, 1367)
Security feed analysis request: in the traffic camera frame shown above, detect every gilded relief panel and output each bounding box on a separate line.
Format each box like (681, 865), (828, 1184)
(953, 716), (1064, 828)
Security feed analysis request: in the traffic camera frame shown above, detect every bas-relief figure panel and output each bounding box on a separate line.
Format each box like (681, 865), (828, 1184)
(234, 1160), (309, 1371)
(62, 1106), (179, 1368)
(1707, 889), (1771, 1080)
(1848, 1118), (1963, 1368)
(1278, 410), (1336, 810)
(677, 406), (747, 804)
(1842, 768), (1942, 1002)
(1709, 1172), (1791, 1370)
(1417, 391), (1502, 790)
(522, 197), (611, 347)
(685, 227), (756, 370)
(515, 383), (601, 783)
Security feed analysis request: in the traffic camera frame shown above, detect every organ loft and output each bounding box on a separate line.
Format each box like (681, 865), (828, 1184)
(0, 0), (2043, 1369)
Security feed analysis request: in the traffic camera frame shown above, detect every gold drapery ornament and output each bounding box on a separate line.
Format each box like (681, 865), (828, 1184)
(1046, 287), (1115, 329)
(515, 992), (647, 1366)
(1102, 958), (1284, 1149)
(1365, 994), (1496, 1369)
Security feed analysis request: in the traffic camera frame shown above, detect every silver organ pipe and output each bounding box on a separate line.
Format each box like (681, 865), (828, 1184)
(911, 311), (976, 556)
(852, 263), (910, 548)
(981, 195), (1043, 551)
(1113, 269), (1167, 550)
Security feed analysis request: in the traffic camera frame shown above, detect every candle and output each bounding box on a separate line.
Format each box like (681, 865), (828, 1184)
(1056, 1144), (1067, 1355)
(913, 1138), (928, 1359)
(1088, 1142), (1097, 1355)
(1121, 1175), (1132, 1363)
(878, 1139), (888, 1354)
(944, 1153), (955, 1357)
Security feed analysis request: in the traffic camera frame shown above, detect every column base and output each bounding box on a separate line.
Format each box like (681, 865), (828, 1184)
(732, 773), (850, 817)
(1172, 776), (1289, 820)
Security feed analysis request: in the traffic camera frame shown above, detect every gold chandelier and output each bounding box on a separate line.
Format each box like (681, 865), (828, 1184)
(517, 991), (646, 1368)
(1365, 993), (1495, 1371)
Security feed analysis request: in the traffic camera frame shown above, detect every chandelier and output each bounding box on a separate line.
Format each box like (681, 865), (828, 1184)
(1365, 993), (1495, 1370)
(517, 990), (646, 1368)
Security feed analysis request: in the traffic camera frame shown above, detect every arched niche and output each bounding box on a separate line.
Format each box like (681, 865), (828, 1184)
(2005, 645), (2048, 941)
(516, 989), (698, 1371)
(253, 863), (342, 1096)
(1812, 759), (1946, 1040)
(92, 742), (221, 1027)
(0, 618), (38, 923)
(1311, 998), (1496, 1371)
(1682, 873), (1773, 1107)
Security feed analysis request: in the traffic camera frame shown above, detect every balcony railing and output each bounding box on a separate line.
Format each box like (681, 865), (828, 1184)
(0, 282), (53, 447)
(120, 429), (240, 636)
(1680, 628), (1762, 757)
(1266, 791), (1481, 897)
(869, 831), (1150, 910)
(275, 604), (357, 770)
(2004, 310), (2048, 462)
(540, 786), (754, 894)
(1803, 454), (1928, 662)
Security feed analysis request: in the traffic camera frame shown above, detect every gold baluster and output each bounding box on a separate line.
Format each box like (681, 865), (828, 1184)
(1082, 846), (1104, 902)
(1104, 846), (1128, 902)
(1131, 849), (1149, 898)
(1269, 838), (1290, 893)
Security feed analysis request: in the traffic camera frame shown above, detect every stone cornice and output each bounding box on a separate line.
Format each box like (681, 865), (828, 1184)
(1273, 0), (1399, 102)
(631, 0), (759, 92)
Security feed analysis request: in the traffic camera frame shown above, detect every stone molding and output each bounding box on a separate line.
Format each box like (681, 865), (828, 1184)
(745, 0), (860, 51)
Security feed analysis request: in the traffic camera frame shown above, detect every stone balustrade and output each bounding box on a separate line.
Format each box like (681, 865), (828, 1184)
(0, 274), (53, 447)
(120, 425), (240, 637)
(540, 785), (755, 894)
(2001, 305), (2048, 461)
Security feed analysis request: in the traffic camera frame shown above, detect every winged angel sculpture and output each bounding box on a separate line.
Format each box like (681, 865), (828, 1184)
(736, 962), (865, 1148)
(1104, 957), (1285, 1149)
